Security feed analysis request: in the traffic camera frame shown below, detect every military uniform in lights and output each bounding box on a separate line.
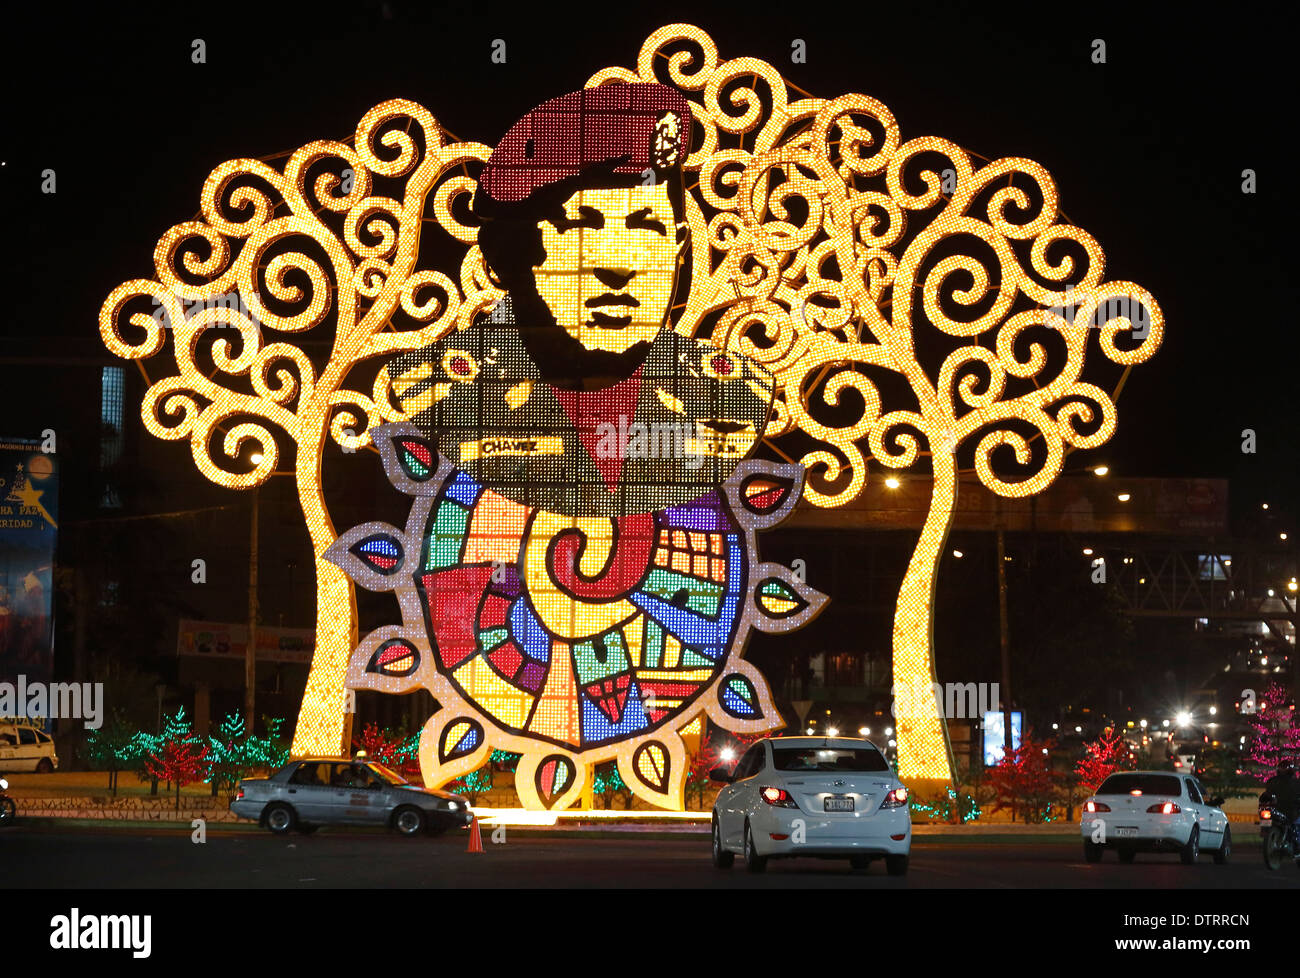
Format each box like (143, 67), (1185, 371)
(387, 294), (775, 519)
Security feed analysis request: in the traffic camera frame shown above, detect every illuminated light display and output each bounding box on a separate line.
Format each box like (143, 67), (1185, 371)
(99, 25), (1160, 789)
(328, 432), (825, 808)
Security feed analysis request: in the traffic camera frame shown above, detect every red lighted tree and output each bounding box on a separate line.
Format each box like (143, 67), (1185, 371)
(685, 730), (765, 810)
(145, 726), (211, 812)
(1075, 726), (1128, 794)
(1244, 682), (1300, 782)
(353, 722), (418, 775)
(984, 729), (1060, 823)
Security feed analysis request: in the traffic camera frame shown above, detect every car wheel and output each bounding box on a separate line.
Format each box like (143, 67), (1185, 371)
(884, 854), (909, 876)
(0, 796), (16, 824)
(711, 814), (734, 869)
(264, 803), (296, 835)
(36, 758), (53, 774)
(1179, 825), (1200, 865)
(393, 806), (425, 837)
(1083, 841), (1103, 863)
(1117, 847), (1136, 864)
(1212, 826), (1230, 865)
(849, 855), (871, 871)
(295, 824), (319, 835)
(743, 821), (767, 873)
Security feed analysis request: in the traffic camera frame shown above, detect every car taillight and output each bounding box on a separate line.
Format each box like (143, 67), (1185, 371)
(1147, 802), (1181, 814)
(1260, 809), (1273, 820)
(760, 787), (798, 808)
(236, 787), (244, 800)
(881, 786), (909, 809)
(1084, 800), (1111, 813)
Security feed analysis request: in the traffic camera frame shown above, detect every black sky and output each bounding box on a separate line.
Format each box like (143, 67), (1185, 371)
(2, 0), (1294, 523)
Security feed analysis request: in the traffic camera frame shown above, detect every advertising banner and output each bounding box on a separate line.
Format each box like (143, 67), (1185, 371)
(0, 438), (58, 691)
(176, 619), (314, 665)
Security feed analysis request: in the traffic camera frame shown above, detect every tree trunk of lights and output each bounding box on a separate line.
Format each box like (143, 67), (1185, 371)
(996, 522), (1012, 755)
(246, 486), (259, 733)
(290, 402), (360, 760)
(892, 452), (957, 786)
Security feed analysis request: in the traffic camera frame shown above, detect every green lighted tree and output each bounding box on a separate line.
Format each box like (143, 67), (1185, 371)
(84, 710), (140, 796)
(207, 712), (249, 798)
(447, 765), (493, 804)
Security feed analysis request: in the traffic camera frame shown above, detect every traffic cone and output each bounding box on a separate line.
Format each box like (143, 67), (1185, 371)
(466, 815), (484, 853)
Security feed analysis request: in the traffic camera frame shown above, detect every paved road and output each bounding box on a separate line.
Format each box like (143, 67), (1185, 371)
(6, 825), (1299, 888)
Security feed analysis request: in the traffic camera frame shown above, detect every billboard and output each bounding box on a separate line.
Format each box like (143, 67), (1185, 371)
(176, 619), (314, 665)
(0, 438), (58, 693)
(983, 710), (1023, 766)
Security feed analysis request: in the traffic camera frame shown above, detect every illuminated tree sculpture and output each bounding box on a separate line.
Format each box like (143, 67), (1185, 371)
(101, 24), (1162, 787)
(100, 101), (498, 757)
(589, 25), (1164, 785)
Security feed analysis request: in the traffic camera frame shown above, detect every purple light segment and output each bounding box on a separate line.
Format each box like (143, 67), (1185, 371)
(659, 491), (728, 532)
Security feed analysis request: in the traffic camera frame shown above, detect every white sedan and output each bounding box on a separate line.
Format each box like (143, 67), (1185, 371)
(710, 736), (911, 874)
(1080, 770), (1231, 864)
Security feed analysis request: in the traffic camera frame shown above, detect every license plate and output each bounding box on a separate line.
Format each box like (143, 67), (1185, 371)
(1114, 827), (1138, 837)
(825, 796), (854, 812)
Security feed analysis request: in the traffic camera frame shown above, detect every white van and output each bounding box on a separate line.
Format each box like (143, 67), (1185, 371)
(0, 720), (59, 772)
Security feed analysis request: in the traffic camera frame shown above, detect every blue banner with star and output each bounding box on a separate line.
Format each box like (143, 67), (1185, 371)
(0, 437), (58, 690)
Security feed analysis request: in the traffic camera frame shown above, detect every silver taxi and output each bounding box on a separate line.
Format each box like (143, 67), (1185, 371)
(231, 758), (472, 837)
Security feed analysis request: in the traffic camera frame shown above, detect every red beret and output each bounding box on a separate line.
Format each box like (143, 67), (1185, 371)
(478, 83), (691, 204)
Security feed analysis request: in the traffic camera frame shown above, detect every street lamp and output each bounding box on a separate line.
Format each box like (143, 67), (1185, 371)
(246, 452), (262, 732)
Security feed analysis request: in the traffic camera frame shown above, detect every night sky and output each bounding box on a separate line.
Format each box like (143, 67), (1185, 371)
(3, 0), (1293, 522)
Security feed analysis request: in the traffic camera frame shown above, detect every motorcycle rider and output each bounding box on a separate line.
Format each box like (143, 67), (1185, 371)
(1261, 758), (1300, 848)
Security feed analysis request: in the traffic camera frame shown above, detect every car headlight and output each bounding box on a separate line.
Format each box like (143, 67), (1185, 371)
(447, 801), (461, 811)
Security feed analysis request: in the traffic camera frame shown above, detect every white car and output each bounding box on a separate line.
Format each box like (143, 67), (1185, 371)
(1080, 770), (1230, 864)
(0, 721), (59, 773)
(710, 736), (911, 874)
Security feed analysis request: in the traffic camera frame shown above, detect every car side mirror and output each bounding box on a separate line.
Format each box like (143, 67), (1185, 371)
(709, 767), (733, 784)
(1209, 796), (1225, 807)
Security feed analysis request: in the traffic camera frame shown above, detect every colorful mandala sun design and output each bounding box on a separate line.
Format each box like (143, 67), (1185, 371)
(326, 423), (826, 810)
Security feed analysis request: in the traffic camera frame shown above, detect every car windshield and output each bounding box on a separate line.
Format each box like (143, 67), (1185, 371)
(367, 763), (409, 786)
(772, 747), (890, 772)
(1098, 773), (1181, 796)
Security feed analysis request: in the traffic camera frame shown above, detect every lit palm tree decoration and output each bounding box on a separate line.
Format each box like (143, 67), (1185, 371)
(101, 23), (1161, 787)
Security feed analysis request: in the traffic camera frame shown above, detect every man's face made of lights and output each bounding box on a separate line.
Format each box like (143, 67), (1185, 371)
(532, 183), (684, 354)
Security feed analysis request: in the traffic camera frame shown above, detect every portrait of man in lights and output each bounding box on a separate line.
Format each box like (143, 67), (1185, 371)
(388, 82), (776, 519)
